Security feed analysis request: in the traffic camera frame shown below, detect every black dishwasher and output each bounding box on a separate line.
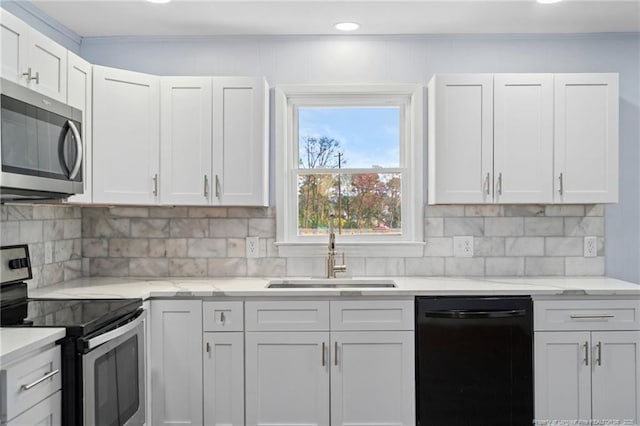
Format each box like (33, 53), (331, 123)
(415, 296), (533, 426)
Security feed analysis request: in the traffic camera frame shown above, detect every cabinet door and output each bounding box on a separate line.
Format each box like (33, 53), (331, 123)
(494, 74), (553, 203)
(150, 300), (203, 426)
(26, 30), (67, 103)
(427, 74), (494, 204)
(245, 331), (330, 426)
(160, 77), (212, 205)
(93, 66), (160, 204)
(534, 331), (591, 421)
(212, 77), (269, 206)
(591, 331), (640, 424)
(554, 73), (619, 203)
(66, 52), (92, 203)
(0, 9), (29, 84)
(331, 331), (415, 426)
(203, 332), (244, 426)
(7, 391), (61, 426)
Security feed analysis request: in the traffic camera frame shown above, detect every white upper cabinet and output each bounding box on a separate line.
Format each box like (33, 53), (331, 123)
(428, 74), (494, 204)
(213, 77), (269, 206)
(160, 77), (213, 205)
(494, 74), (554, 203)
(0, 9), (67, 103)
(159, 76), (269, 206)
(92, 65), (160, 204)
(554, 73), (619, 203)
(428, 73), (619, 205)
(66, 52), (92, 203)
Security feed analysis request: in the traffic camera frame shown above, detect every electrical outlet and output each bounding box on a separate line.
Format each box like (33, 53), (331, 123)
(246, 236), (260, 258)
(584, 236), (597, 257)
(453, 236), (474, 258)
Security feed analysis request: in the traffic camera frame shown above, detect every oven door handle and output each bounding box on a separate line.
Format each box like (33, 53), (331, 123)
(424, 309), (526, 319)
(85, 310), (146, 350)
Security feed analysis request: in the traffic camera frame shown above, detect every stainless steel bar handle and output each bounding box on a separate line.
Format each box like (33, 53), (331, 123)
(206, 342), (211, 354)
(322, 342), (326, 366)
(33, 71), (40, 84)
(220, 311), (225, 324)
(67, 121), (83, 180)
(596, 342), (602, 366)
(22, 67), (32, 80)
(334, 342), (338, 366)
(497, 173), (503, 196)
(153, 174), (158, 196)
(21, 369), (60, 391)
(204, 175), (209, 197)
(570, 314), (614, 320)
(215, 175), (220, 198)
(558, 173), (564, 195)
(86, 310), (147, 350)
(484, 173), (491, 195)
(583, 341), (589, 366)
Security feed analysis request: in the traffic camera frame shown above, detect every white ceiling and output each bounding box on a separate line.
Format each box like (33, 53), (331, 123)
(29, 0), (640, 37)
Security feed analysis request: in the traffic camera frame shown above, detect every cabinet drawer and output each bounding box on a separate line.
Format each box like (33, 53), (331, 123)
(534, 299), (640, 331)
(203, 301), (244, 331)
(6, 390), (60, 426)
(331, 300), (414, 331)
(1, 345), (61, 422)
(245, 301), (329, 331)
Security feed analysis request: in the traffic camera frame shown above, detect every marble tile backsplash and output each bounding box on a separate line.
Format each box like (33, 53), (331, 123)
(79, 204), (605, 278)
(0, 205), (82, 289)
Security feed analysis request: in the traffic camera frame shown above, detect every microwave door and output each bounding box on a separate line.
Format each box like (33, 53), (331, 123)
(1, 95), (39, 175)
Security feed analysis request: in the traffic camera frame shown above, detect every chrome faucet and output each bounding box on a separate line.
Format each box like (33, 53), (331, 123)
(327, 214), (347, 278)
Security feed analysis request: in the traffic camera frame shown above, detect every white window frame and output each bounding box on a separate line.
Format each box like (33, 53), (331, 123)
(275, 84), (425, 257)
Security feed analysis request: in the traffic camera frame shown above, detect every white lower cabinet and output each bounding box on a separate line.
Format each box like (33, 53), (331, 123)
(244, 299), (415, 426)
(149, 300), (203, 426)
(331, 331), (415, 426)
(534, 299), (640, 425)
(245, 331), (331, 426)
(6, 391), (61, 426)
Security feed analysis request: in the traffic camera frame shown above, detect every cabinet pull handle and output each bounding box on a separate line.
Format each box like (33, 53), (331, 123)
(215, 174), (220, 198)
(21, 369), (59, 391)
(596, 341), (602, 366)
(558, 173), (564, 195)
(321, 342), (326, 366)
(204, 175), (209, 197)
(22, 67), (32, 80)
(33, 71), (40, 84)
(484, 173), (491, 195)
(334, 342), (338, 366)
(496, 173), (503, 196)
(583, 341), (589, 366)
(206, 342), (211, 354)
(153, 174), (158, 196)
(220, 311), (225, 324)
(570, 314), (614, 320)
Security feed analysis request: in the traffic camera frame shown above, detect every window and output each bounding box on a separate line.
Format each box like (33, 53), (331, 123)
(275, 85), (424, 257)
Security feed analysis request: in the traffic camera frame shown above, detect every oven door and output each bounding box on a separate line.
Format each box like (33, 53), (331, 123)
(82, 310), (146, 426)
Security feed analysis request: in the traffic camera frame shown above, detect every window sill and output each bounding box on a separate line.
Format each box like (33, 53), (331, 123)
(275, 241), (425, 258)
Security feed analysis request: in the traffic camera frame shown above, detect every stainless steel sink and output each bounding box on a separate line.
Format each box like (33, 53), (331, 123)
(266, 279), (397, 289)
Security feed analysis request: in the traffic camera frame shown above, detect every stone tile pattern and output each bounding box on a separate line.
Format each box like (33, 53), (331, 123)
(80, 204), (605, 278)
(0, 205), (82, 289)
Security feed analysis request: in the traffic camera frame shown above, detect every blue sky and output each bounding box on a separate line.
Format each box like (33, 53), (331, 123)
(298, 107), (400, 169)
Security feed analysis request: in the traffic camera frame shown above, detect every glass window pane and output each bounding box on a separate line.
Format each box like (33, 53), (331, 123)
(297, 173), (401, 236)
(298, 107), (400, 169)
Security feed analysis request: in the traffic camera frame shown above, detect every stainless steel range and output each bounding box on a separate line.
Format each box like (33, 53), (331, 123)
(0, 244), (145, 426)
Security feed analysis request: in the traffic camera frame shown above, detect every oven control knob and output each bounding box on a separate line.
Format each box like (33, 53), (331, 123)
(8, 257), (28, 269)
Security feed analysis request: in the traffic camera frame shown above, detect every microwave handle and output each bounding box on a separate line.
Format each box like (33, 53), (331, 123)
(58, 120), (83, 180)
(66, 121), (83, 180)
(85, 310), (146, 350)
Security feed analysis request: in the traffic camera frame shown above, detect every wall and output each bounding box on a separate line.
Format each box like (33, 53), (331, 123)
(0, 205), (82, 289)
(79, 33), (640, 283)
(81, 204), (604, 278)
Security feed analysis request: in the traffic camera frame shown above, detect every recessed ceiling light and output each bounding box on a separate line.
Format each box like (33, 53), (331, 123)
(334, 22), (360, 32)
(147, 0), (171, 3)
(536, 0), (562, 4)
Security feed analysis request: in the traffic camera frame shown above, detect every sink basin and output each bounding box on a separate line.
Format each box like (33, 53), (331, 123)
(266, 279), (397, 289)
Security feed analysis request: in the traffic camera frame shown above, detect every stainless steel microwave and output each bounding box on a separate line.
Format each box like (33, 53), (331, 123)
(0, 78), (84, 202)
